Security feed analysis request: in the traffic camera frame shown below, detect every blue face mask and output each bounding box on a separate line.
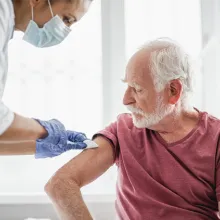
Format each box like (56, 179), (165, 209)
(23, 0), (71, 48)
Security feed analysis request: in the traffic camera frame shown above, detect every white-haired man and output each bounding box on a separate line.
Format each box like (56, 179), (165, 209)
(44, 39), (220, 220)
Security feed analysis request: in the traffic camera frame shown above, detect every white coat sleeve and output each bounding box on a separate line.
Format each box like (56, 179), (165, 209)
(0, 0), (15, 135)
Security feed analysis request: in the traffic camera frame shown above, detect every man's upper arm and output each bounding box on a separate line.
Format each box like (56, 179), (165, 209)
(52, 136), (115, 187)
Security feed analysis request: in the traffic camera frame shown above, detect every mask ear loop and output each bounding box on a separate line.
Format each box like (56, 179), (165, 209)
(48, 0), (54, 17)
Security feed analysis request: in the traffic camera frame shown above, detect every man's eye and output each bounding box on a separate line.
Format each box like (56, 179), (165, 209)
(133, 88), (142, 93)
(136, 89), (142, 93)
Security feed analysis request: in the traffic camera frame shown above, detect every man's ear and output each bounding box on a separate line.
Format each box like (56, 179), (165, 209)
(168, 79), (182, 104)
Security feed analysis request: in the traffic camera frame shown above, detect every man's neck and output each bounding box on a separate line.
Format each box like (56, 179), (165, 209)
(151, 108), (200, 144)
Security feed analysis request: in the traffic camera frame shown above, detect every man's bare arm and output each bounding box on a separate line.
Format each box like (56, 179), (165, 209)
(44, 136), (115, 220)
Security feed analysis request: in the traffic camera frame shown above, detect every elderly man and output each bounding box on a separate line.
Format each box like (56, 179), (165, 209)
(44, 39), (220, 220)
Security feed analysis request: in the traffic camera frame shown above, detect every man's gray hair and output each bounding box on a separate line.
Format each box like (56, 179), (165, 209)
(141, 38), (194, 109)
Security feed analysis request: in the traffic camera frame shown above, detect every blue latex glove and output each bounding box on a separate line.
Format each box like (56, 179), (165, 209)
(34, 119), (87, 159)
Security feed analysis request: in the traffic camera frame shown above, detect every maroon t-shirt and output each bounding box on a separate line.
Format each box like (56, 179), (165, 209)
(95, 111), (220, 220)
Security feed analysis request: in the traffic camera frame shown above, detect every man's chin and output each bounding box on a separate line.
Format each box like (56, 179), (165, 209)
(132, 116), (149, 128)
(132, 113), (144, 120)
(132, 114), (160, 129)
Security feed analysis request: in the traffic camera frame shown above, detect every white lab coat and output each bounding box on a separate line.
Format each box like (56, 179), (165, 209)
(0, 0), (15, 135)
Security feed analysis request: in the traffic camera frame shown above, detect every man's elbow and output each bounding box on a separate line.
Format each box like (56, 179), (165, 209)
(44, 175), (59, 197)
(44, 172), (81, 200)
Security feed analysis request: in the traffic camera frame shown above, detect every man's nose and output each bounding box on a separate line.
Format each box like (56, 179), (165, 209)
(123, 87), (135, 106)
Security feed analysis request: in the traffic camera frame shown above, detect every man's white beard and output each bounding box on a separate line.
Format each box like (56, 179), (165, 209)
(126, 96), (174, 128)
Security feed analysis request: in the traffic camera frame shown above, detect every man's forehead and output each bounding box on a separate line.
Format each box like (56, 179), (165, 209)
(126, 53), (151, 75)
(124, 65), (151, 86)
(124, 49), (153, 84)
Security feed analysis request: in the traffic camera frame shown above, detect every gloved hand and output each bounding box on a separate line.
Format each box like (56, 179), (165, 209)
(34, 119), (88, 159)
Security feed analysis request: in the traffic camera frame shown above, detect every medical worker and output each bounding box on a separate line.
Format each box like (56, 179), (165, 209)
(0, 0), (93, 158)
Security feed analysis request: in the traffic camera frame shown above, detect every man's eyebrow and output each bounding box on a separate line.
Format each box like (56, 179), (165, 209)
(133, 82), (142, 88)
(121, 79), (142, 89)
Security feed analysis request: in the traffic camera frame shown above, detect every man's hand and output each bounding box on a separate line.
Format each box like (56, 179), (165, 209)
(35, 119), (88, 159)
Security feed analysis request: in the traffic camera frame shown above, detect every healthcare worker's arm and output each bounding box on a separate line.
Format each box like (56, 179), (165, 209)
(0, 113), (47, 141)
(45, 136), (115, 220)
(0, 115), (89, 158)
(0, 140), (36, 155)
